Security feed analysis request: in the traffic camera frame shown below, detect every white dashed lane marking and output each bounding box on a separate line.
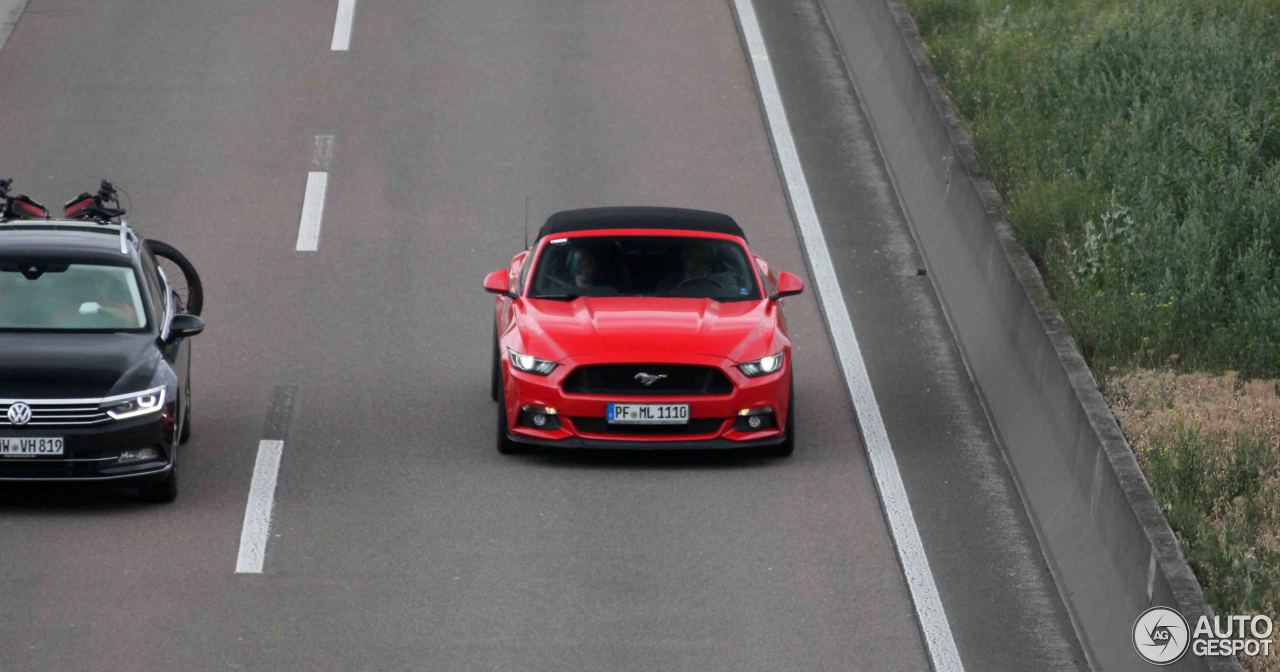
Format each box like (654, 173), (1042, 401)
(295, 171), (329, 252)
(330, 0), (357, 52)
(235, 386), (295, 574)
(0, 0), (30, 51)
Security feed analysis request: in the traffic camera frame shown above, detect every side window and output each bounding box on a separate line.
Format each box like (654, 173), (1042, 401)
(515, 251), (532, 295)
(139, 249), (167, 319)
(755, 260), (774, 296)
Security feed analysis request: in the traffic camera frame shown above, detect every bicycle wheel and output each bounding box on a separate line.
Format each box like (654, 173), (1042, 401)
(146, 239), (204, 316)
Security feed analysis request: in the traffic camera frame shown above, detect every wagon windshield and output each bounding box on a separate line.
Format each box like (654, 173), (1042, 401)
(0, 261), (148, 331)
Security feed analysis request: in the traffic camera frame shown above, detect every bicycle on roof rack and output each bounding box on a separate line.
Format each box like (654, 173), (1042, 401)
(0, 177), (204, 316)
(63, 180), (204, 317)
(0, 178), (50, 220)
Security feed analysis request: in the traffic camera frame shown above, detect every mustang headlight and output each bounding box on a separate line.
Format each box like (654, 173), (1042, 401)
(507, 348), (558, 375)
(104, 387), (167, 420)
(738, 351), (785, 377)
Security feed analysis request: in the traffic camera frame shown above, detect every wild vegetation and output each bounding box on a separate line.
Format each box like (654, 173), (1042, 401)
(904, 1), (1280, 666)
(910, 0), (1280, 375)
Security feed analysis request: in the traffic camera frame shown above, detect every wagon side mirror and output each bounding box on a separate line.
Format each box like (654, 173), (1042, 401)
(165, 313), (205, 342)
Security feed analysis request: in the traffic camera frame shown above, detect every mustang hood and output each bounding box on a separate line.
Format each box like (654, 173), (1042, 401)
(0, 332), (160, 399)
(517, 297), (780, 362)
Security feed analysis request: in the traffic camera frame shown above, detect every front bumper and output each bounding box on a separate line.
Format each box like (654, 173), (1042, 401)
(502, 352), (791, 448)
(0, 407), (175, 482)
(509, 433), (787, 451)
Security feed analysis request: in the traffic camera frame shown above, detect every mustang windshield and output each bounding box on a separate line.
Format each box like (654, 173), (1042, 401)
(529, 236), (761, 301)
(0, 261), (148, 331)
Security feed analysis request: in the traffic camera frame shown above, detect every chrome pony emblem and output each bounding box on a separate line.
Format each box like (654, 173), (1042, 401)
(634, 372), (668, 387)
(6, 402), (32, 426)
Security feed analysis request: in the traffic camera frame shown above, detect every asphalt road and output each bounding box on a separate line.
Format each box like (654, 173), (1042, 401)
(0, 1), (1084, 670)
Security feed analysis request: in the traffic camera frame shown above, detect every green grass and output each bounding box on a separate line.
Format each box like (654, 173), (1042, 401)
(1140, 419), (1279, 615)
(905, 0), (1280, 649)
(909, 0), (1280, 377)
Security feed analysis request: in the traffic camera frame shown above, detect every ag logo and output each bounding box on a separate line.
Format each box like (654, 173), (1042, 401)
(1134, 606), (1190, 665)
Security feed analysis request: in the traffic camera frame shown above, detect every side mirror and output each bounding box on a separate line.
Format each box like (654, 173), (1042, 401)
(483, 269), (514, 297)
(165, 313), (205, 342)
(771, 271), (804, 300)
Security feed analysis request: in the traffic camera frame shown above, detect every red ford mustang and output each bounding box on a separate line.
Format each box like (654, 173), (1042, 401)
(483, 207), (804, 455)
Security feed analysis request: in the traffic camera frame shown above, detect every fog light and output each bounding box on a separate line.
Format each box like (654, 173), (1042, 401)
(119, 448), (159, 463)
(734, 407), (776, 432)
(519, 405), (561, 430)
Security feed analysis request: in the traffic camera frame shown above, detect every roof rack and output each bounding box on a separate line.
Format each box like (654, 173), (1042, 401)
(0, 218), (140, 255)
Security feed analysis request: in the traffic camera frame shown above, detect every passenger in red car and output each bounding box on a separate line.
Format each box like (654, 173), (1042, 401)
(569, 246), (602, 288)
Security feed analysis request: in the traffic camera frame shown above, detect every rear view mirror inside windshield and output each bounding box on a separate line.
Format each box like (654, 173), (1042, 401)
(1, 262), (70, 279)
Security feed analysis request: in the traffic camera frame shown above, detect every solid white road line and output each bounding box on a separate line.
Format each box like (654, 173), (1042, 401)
(330, 0), (357, 52)
(0, 0), (30, 51)
(730, 1), (965, 670)
(235, 439), (285, 574)
(295, 171), (329, 252)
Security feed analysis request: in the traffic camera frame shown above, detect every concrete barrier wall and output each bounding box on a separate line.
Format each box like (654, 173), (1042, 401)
(815, 0), (1239, 669)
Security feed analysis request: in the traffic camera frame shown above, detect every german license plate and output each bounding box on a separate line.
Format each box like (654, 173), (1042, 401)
(607, 403), (689, 425)
(0, 437), (64, 457)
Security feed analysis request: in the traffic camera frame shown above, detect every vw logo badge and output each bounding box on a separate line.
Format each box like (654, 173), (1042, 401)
(6, 402), (32, 426)
(634, 372), (668, 387)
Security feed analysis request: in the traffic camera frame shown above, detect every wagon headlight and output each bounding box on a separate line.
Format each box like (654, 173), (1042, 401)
(104, 387), (167, 420)
(508, 348), (558, 375)
(738, 351), (784, 377)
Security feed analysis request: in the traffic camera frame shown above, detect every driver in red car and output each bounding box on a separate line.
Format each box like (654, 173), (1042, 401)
(657, 240), (733, 294)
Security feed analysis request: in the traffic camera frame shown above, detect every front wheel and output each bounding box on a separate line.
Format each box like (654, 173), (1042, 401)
(495, 379), (528, 455)
(763, 383), (795, 458)
(147, 239), (204, 316)
(490, 327), (500, 402)
(179, 397), (192, 444)
(138, 467), (178, 503)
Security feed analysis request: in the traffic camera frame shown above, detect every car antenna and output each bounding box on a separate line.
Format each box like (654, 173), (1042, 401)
(523, 194), (530, 250)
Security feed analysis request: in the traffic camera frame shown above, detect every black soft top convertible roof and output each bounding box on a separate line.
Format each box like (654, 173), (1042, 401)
(536, 207), (746, 242)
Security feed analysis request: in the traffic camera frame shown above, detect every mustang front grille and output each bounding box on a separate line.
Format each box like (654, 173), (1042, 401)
(561, 364), (732, 396)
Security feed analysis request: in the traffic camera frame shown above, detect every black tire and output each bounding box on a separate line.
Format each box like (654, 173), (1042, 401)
(147, 239), (204, 316)
(764, 383), (796, 458)
(179, 397), (192, 444)
(490, 327), (500, 402)
(495, 379), (527, 455)
(138, 467), (178, 503)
